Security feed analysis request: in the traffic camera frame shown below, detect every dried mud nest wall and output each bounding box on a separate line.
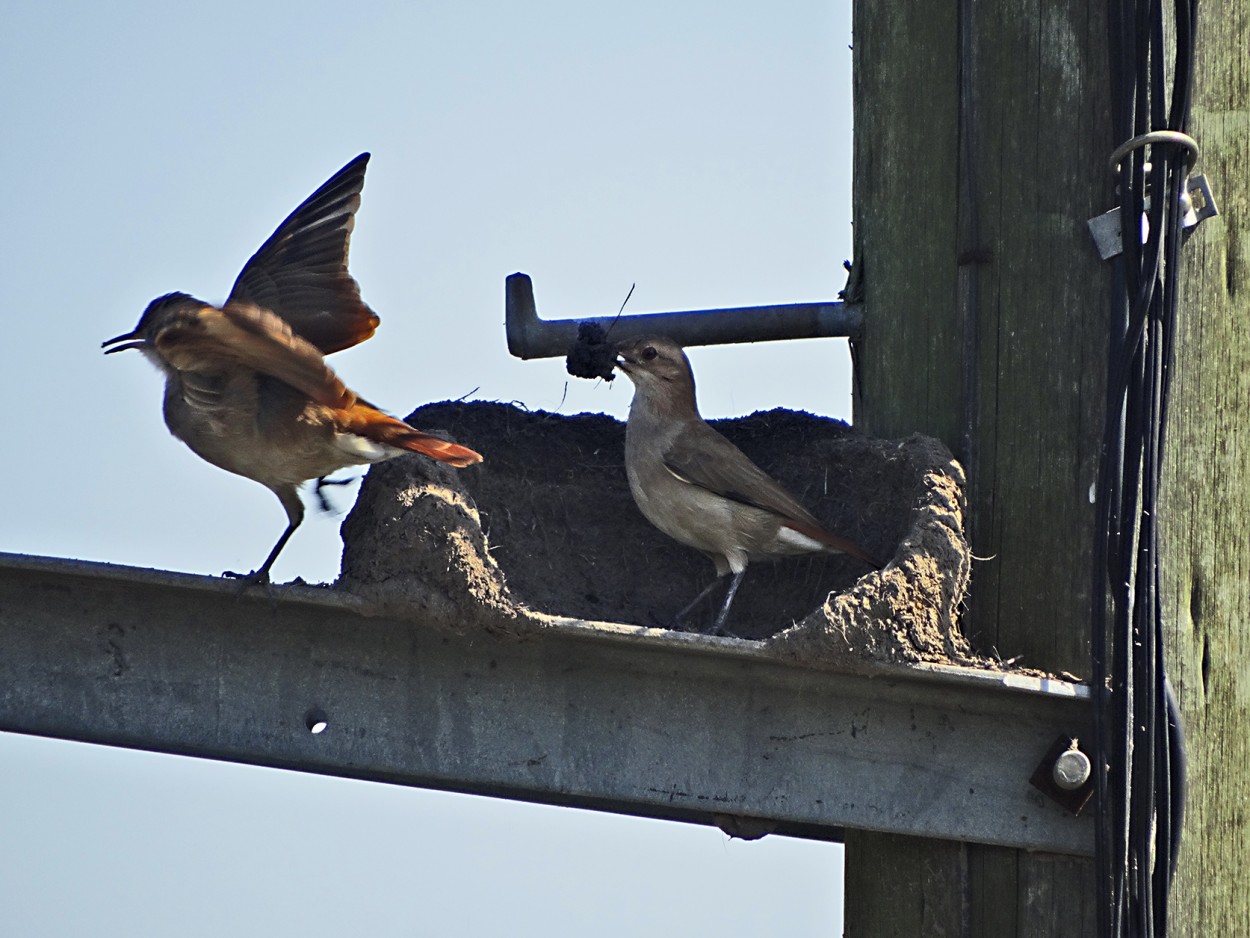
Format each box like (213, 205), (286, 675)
(338, 401), (979, 671)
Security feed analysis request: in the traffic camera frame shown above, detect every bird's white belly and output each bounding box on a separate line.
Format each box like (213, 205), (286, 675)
(332, 432), (403, 464)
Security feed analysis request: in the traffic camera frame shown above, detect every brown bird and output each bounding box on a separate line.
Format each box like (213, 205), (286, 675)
(616, 335), (882, 635)
(103, 153), (482, 583)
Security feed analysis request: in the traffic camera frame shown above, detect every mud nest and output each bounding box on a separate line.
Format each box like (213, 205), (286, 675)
(337, 401), (979, 671)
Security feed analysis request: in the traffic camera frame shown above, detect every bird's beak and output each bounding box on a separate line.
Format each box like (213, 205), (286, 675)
(102, 330), (146, 354)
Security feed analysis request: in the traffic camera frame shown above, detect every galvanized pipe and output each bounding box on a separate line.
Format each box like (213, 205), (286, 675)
(505, 272), (863, 360)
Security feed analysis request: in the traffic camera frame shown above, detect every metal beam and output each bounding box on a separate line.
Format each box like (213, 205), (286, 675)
(0, 553), (1091, 854)
(504, 272), (864, 359)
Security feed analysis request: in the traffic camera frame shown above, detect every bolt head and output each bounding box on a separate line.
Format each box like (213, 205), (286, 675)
(1053, 748), (1091, 790)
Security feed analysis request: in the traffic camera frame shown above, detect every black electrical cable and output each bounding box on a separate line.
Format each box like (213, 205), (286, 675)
(1094, 0), (1196, 934)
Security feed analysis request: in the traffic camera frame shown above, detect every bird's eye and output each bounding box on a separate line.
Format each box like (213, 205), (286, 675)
(642, 346), (658, 360)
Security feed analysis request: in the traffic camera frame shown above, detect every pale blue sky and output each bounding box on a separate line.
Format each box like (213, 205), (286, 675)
(1, 2), (854, 934)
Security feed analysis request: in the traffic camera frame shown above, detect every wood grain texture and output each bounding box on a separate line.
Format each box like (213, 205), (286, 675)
(968, 847), (1096, 937)
(851, 0), (963, 450)
(848, 0), (1247, 932)
(843, 831), (968, 937)
(960, 0), (1112, 674)
(847, 0), (1110, 931)
(1159, 4), (1250, 934)
(853, 0), (1111, 678)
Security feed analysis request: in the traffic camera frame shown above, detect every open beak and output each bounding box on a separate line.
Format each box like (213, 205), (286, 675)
(102, 330), (146, 354)
(614, 344), (635, 372)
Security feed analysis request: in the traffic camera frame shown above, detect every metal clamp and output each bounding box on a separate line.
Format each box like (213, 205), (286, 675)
(505, 272), (864, 360)
(1087, 173), (1219, 261)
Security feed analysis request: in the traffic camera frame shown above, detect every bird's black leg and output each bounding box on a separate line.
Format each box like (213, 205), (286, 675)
(673, 574), (733, 631)
(314, 474), (356, 512)
(224, 487), (304, 590)
(709, 570), (747, 637)
(223, 520), (298, 589)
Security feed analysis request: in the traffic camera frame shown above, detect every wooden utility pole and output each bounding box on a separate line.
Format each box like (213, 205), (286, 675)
(1159, 5), (1250, 934)
(848, 0), (1247, 934)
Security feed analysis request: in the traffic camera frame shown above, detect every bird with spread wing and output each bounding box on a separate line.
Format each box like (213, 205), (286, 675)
(104, 154), (481, 584)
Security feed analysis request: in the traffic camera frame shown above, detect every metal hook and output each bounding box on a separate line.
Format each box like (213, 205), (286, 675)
(1108, 130), (1200, 174)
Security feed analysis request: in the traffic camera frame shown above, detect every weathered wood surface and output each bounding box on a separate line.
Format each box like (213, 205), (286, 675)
(847, 0), (1117, 931)
(853, 0), (1111, 679)
(844, 833), (1095, 937)
(1160, 5), (1250, 934)
(850, 0), (1248, 932)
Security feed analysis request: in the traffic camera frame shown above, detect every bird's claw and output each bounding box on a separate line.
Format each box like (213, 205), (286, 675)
(667, 612), (737, 637)
(668, 612), (701, 634)
(223, 568), (273, 595)
(314, 475), (356, 512)
(694, 618), (738, 639)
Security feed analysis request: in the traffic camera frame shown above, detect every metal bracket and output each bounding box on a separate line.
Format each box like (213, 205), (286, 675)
(1183, 174), (1220, 227)
(0, 551), (1094, 855)
(505, 272), (864, 360)
(1087, 173), (1219, 261)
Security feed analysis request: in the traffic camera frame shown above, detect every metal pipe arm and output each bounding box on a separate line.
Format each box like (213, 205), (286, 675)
(505, 272), (863, 360)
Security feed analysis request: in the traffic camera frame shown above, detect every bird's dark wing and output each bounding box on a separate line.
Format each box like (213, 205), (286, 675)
(661, 422), (823, 527)
(226, 153), (380, 355)
(662, 422), (883, 568)
(154, 303), (354, 410)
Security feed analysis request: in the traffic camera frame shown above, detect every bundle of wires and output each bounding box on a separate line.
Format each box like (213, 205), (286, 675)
(1092, 0), (1197, 934)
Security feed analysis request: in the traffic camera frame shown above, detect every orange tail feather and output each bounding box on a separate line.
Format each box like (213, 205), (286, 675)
(341, 404), (483, 468)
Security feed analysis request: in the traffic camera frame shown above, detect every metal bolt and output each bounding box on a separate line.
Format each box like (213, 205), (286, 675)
(1052, 744), (1091, 790)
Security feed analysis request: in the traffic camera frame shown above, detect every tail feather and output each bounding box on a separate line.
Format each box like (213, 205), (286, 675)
(340, 404), (483, 468)
(786, 518), (885, 569)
